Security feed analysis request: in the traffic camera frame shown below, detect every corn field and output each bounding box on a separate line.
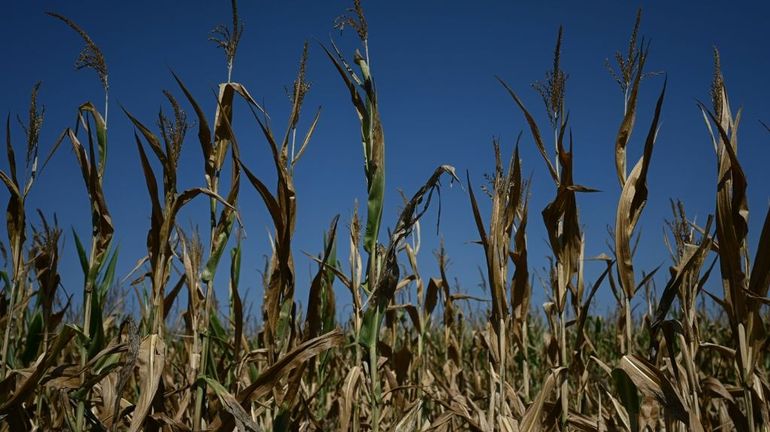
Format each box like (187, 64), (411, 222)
(1, 2), (769, 431)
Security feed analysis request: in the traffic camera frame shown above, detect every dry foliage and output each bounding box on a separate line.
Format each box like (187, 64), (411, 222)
(1, 4), (769, 432)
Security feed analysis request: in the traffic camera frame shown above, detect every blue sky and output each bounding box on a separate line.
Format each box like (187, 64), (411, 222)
(2, 1), (770, 320)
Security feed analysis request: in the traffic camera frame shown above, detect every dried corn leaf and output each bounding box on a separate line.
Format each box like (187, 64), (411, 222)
(202, 376), (258, 432)
(519, 367), (566, 431)
(615, 79), (666, 299)
(128, 334), (166, 432)
(617, 354), (688, 424)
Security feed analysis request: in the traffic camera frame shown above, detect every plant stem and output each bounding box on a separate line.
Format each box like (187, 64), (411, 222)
(104, 88), (109, 129)
(368, 311), (381, 432)
(353, 315), (361, 432)
(559, 308), (568, 428)
(498, 318), (506, 418)
(745, 386), (756, 432)
(0, 233), (23, 380)
(76, 237), (100, 432)
(0, 280), (18, 379)
(193, 280), (214, 432)
(625, 295), (633, 354)
(522, 320), (530, 400)
(553, 126), (560, 181)
(194, 177), (222, 431)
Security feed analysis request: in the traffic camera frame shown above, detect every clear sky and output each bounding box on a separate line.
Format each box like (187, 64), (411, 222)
(2, 1), (770, 320)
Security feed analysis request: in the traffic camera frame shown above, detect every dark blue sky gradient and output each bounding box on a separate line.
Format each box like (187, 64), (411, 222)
(2, 1), (770, 320)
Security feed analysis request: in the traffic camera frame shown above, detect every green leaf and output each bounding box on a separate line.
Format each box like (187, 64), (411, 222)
(363, 168), (384, 254)
(98, 247), (119, 299)
(72, 228), (89, 276)
(202, 212), (236, 282)
(229, 237), (244, 368)
(87, 284), (105, 359)
(321, 231), (337, 334)
(273, 409), (291, 432)
(21, 309), (43, 365)
(230, 239), (241, 289)
(208, 311), (227, 381)
(0, 271), (10, 292)
(613, 368), (641, 432)
(359, 306), (379, 350)
(276, 299), (293, 346)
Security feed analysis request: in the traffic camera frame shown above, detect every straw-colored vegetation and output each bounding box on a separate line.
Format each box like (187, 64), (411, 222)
(1, 2), (769, 431)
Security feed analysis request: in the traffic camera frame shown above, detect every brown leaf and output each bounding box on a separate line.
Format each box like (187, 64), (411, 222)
(340, 365), (363, 432)
(615, 78), (666, 299)
(614, 45), (648, 187)
(617, 354), (688, 424)
(203, 376), (258, 432)
(0, 326), (75, 415)
(212, 329), (344, 431)
(497, 77), (559, 184)
(128, 334), (166, 432)
(519, 367), (566, 431)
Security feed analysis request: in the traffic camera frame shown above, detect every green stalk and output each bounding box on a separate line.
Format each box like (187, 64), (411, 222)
(75, 238), (99, 432)
(74, 102), (110, 432)
(192, 191), (219, 432)
(195, 11), (242, 422)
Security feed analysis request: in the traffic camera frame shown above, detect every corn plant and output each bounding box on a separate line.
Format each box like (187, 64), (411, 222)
(0, 4), (769, 432)
(0, 82), (46, 380)
(499, 26), (593, 427)
(467, 139), (530, 421)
